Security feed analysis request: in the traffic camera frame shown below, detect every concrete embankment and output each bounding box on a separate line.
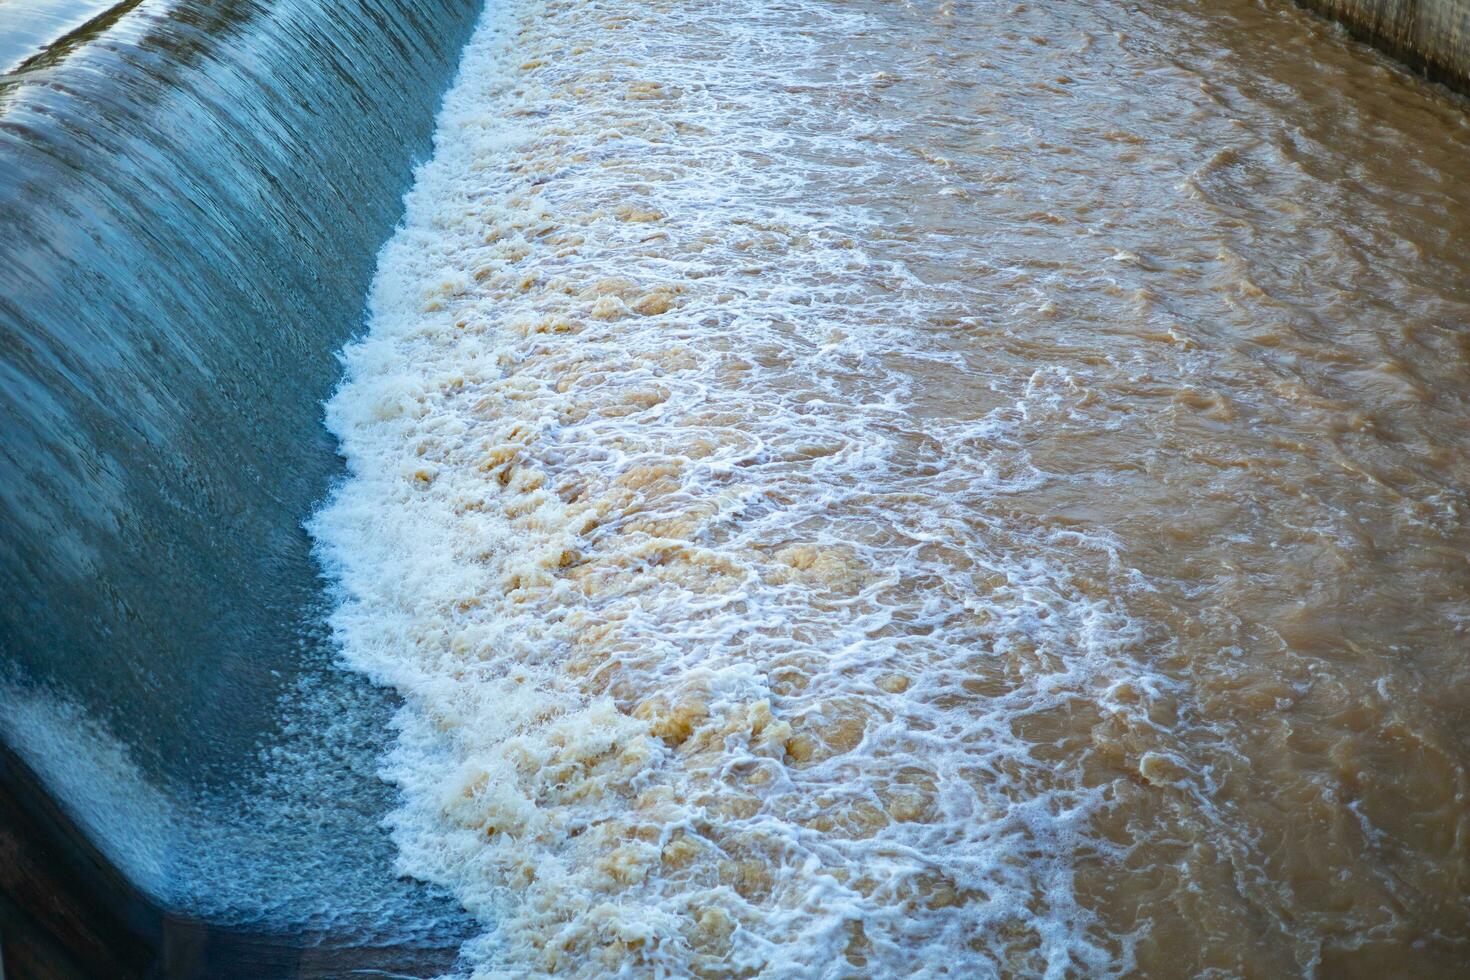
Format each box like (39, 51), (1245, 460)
(1294, 0), (1470, 91)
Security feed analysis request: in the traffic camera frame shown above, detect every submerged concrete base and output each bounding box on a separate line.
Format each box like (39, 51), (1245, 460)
(1293, 0), (1470, 92)
(0, 743), (157, 978)
(0, 745), (460, 979)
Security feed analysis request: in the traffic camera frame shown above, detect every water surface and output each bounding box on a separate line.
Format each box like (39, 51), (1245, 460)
(318, 0), (1470, 974)
(0, 0), (481, 949)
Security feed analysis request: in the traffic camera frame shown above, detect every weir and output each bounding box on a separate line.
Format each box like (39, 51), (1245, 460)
(1, 0), (1468, 977)
(0, 0), (481, 974)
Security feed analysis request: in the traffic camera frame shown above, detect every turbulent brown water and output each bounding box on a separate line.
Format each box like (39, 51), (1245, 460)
(311, 0), (1470, 975)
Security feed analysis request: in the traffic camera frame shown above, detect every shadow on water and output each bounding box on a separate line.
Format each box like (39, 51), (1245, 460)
(0, 0), (484, 973)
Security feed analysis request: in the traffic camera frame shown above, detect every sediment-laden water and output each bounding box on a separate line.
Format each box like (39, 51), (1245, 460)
(314, 0), (1470, 975)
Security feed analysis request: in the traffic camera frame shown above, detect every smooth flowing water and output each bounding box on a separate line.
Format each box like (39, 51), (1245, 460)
(314, 0), (1470, 976)
(0, 0), (480, 950)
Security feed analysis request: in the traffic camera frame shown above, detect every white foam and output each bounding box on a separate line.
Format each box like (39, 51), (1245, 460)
(312, 0), (1181, 974)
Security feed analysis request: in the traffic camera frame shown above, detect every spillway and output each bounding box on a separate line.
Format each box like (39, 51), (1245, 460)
(3, 0), (1469, 978)
(0, 0), (481, 974)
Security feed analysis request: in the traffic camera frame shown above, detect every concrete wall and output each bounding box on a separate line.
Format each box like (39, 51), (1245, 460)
(1294, 0), (1470, 92)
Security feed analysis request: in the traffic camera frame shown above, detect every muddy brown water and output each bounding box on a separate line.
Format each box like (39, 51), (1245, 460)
(311, 0), (1470, 975)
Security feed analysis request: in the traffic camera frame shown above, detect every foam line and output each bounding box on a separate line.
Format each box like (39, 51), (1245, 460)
(313, 0), (1176, 974)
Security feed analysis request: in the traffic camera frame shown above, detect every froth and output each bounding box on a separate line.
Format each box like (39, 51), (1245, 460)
(312, 0), (1173, 974)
